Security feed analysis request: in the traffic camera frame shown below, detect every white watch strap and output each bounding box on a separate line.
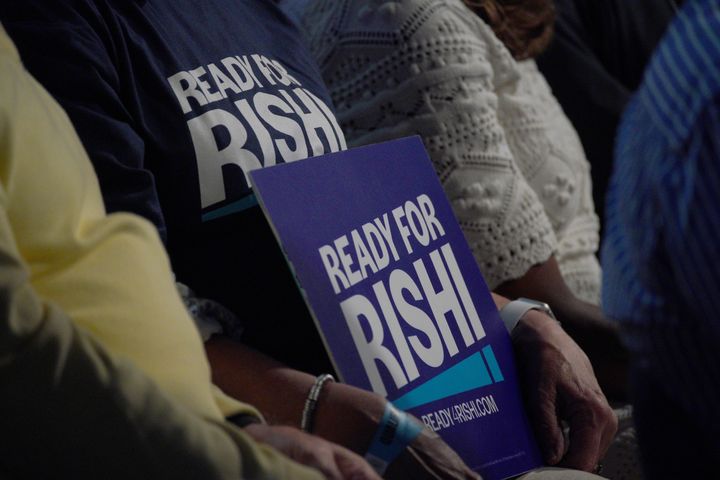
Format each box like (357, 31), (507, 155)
(499, 298), (555, 333)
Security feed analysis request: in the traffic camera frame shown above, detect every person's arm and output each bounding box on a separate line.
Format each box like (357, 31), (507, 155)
(301, 0), (628, 400)
(303, 0), (560, 293)
(0, 194), (322, 479)
(0, 2), (168, 237)
(243, 424), (382, 480)
(206, 338), (481, 480)
(0, 10), (468, 479)
(605, 100), (720, 430)
(0, 28), (335, 479)
(0, 235), (328, 480)
(492, 293), (617, 471)
(208, 291), (617, 475)
(495, 257), (629, 401)
(512, 309), (617, 471)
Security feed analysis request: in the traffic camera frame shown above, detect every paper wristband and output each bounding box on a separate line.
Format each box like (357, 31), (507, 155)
(365, 403), (424, 474)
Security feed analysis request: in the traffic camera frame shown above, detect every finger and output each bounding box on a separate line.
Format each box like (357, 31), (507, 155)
(527, 381), (565, 465)
(385, 432), (482, 480)
(299, 447), (344, 480)
(560, 408), (603, 471)
(573, 381), (618, 463)
(333, 447), (382, 480)
(596, 401), (618, 461)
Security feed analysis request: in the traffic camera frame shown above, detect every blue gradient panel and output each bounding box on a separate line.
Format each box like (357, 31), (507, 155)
(393, 352), (492, 410)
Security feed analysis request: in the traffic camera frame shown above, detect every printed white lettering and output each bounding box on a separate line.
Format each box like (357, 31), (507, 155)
(352, 229), (378, 278)
(335, 235), (363, 287)
(168, 53), (350, 213)
(281, 88), (339, 155)
(167, 71), (208, 114)
(252, 54), (278, 85)
(189, 66), (224, 103)
(441, 244), (485, 341)
(220, 56), (257, 91)
(208, 63), (241, 98)
(235, 56), (264, 88)
(373, 281), (420, 383)
(319, 244), (349, 294)
(415, 250), (473, 352)
(374, 214), (400, 262)
(341, 294), (409, 396)
(362, 221), (390, 270)
(392, 206), (414, 254)
(187, 108), (261, 207)
(302, 88), (348, 150)
(418, 194), (445, 239)
(405, 200), (430, 247)
(234, 99), (276, 167)
(389, 269), (445, 368)
(252, 92), (308, 161)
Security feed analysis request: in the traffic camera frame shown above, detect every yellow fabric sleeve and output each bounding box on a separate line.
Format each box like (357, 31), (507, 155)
(0, 24), (322, 480)
(0, 24), (249, 420)
(0, 200), (318, 479)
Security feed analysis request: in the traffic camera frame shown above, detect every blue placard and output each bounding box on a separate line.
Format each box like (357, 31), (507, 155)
(250, 136), (542, 479)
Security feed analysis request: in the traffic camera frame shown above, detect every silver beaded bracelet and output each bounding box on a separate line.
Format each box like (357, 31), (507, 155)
(300, 373), (335, 432)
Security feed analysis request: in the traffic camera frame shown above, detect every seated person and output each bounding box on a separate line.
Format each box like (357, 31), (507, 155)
(0, 23), (377, 480)
(292, 0), (638, 476)
(294, 0), (627, 400)
(0, 1), (615, 476)
(603, 0), (720, 476)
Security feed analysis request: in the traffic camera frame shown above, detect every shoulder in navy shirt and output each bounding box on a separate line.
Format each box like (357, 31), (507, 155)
(1, 0), (346, 372)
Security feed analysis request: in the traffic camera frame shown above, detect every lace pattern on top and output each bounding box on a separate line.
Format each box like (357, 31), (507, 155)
(302, 0), (600, 300)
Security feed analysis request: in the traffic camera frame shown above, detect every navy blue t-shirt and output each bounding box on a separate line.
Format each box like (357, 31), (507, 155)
(1, 0), (346, 372)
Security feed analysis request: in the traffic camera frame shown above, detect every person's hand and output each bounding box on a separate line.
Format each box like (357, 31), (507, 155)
(493, 256), (630, 401)
(313, 382), (481, 480)
(511, 310), (618, 471)
(243, 423), (381, 480)
(385, 420), (483, 480)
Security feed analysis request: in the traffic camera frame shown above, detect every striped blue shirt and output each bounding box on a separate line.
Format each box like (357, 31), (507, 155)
(602, 0), (720, 432)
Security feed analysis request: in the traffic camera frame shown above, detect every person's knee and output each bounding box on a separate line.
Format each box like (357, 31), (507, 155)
(516, 467), (607, 480)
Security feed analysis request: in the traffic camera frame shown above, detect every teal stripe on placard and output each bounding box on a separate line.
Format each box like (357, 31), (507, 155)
(392, 352), (492, 410)
(202, 194), (258, 222)
(482, 345), (504, 382)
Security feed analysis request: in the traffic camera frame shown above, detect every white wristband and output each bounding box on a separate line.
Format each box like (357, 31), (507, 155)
(499, 297), (557, 333)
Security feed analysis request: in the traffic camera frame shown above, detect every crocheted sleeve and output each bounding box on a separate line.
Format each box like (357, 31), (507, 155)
(504, 60), (601, 304)
(301, 0), (556, 289)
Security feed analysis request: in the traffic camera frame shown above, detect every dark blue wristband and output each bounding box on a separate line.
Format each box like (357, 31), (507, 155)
(365, 403), (424, 474)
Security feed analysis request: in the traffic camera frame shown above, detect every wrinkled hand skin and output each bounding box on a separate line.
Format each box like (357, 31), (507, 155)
(512, 310), (618, 471)
(244, 424), (381, 480)
(385, 423), (483, 480)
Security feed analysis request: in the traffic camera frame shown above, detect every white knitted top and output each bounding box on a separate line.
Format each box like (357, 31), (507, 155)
(299, 0), (601, 304)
